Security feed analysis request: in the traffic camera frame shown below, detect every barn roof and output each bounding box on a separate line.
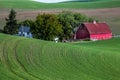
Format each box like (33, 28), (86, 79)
(83, 23), (112, 34)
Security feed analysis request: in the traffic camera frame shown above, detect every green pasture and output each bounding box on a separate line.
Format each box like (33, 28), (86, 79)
(0, 33), (120, 80)
(0, 0), (120, 9)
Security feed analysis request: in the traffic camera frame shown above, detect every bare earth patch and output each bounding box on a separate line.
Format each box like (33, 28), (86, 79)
(0, 8), (120, 34)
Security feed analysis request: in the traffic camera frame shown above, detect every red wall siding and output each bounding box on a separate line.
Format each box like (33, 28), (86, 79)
(90, 33), (112, 40)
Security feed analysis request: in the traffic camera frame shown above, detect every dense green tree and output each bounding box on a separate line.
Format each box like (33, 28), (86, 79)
(73, 12), (93, 32)
(58, 11), (75, 40)
(58, 11), (94, 40)
(32, 14), (63, 41)
(4, 9), (18, 34)
(18, 11), (95, 41)
(19, 20), (33, 27)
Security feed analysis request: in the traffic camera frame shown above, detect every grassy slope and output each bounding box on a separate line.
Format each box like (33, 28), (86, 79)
(0, 0), (120, 9)
(0, 33), (120, 80)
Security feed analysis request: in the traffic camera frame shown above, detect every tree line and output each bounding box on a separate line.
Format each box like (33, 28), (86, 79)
(4, 9), (94, 41)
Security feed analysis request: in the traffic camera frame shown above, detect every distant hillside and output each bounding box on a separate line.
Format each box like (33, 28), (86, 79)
(0, 33), (120, 80)
(0, 0), (120, 9)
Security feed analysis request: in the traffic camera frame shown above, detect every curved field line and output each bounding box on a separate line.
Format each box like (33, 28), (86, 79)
(1, 34), (120, 80)
(1, 38), (25, 80)
(13, 39), (44, 80)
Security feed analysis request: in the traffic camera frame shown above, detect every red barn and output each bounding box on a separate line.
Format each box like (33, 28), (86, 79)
(74, 21), (112, 41)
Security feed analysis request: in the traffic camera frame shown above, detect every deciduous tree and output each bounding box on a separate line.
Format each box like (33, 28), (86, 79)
(58, 11), (94, 40)
(32, 14), (63, 41)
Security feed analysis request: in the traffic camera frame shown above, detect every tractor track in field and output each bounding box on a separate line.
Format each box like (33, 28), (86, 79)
(13, 39), (44, 80)
(2, 38), (25, 80)
(1, 33), (120, 80)
(0, 37), (43, 80)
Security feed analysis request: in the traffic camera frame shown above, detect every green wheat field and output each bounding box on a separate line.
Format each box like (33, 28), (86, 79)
(0, 0), (120, 80)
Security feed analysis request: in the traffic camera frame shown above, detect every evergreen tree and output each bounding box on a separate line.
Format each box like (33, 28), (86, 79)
(4, 9), (18, 34)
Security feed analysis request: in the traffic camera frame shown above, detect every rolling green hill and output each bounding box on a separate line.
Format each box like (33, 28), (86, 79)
(0, 33), (120, 80)
(0, 0), (120, 9)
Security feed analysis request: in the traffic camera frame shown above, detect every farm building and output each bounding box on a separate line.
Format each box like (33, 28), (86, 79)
(74, 21), (112, 41)
(18, 26), (32, 38)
